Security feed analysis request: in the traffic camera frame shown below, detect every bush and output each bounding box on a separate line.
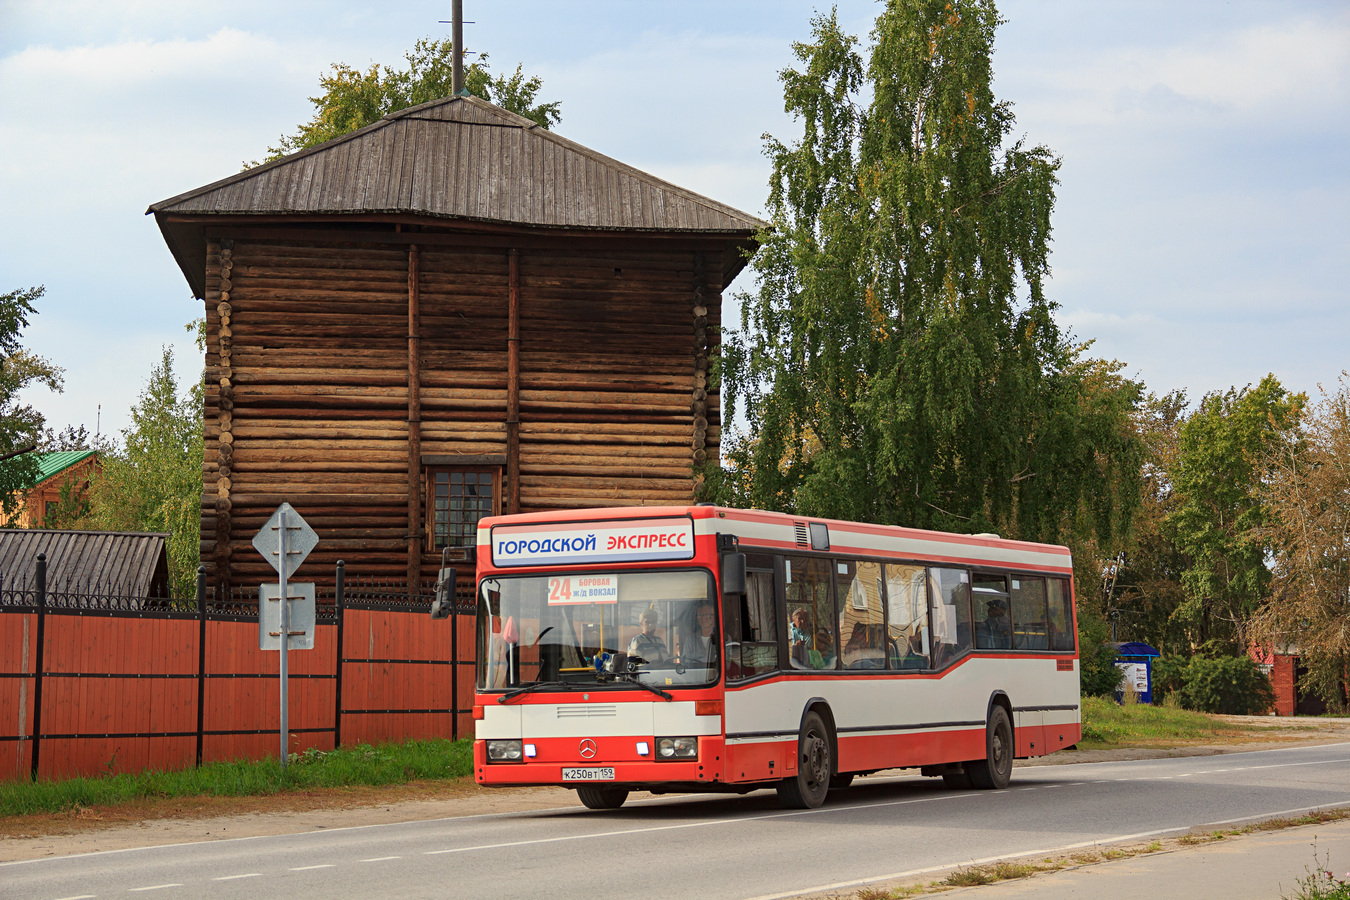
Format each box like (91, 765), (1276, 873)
(1078, 613), (1124, 697)
(1176, 655), (1275, 715)
(1151, 654), (1189, 703)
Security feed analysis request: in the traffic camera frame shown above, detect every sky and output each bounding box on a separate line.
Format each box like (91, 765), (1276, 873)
(1, 1), (1346, 441)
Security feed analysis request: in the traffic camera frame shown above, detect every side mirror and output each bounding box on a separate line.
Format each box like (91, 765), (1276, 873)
(430, 567), (456, 619)
(721, 552), (746, 596)
(430, 548), (457, 620)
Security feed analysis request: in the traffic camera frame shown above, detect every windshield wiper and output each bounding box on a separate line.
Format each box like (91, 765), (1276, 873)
(497, 681), (575, 704)
(617, 672), (673, 701)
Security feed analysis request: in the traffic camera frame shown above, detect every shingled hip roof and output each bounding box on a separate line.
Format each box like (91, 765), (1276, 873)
(150, 96), (764, 297)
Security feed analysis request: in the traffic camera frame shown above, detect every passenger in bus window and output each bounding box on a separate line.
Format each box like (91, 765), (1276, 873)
(897, 627), (927, 669)
(679, 601), (718, 669)
(628, 608), (670, 663)
(810, 628), (836, 669)
(789, 607), (811, 666)
(978, 598), (1012, 650)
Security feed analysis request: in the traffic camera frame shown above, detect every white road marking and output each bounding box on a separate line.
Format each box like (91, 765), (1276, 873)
(741, 827), (1190, 900)
(360, 856), (401, 862)
(51, 895), (96, 900)
(741, 796), (1350, 900)
(289, 864), (335, 871)
(129, 886), (182, 892)
(418, 791), (981, 858)
(212, 873), (261, 881)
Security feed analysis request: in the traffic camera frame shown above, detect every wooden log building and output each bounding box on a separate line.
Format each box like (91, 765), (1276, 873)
(149, 97), (760, 593)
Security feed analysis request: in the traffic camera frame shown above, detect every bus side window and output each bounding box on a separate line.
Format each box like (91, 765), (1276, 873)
(1047, 578), (1075, 651)
(730, 570), (778, 680)
(885, 564), (928, 669)
(785, 556), (836, 670)
(972, 573), (1011, 650)
(928, 568), (972, 668)
(1010, 576), (1048, 650)
(838, 559), (886, 669)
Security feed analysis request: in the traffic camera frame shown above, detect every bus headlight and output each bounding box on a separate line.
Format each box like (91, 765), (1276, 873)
(487, 740), (524, 762)
(655, 736), (697, 760)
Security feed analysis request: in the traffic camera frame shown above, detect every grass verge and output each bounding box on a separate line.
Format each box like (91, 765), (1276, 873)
(0, 739), (473, 817)
(1078, 695), (1315, 749)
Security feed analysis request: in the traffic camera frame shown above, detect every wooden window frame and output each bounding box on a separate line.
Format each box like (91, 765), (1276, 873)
(425, 465), (502, 553)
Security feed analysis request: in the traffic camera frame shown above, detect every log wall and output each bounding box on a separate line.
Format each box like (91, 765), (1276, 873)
(200, 231), (726, 591)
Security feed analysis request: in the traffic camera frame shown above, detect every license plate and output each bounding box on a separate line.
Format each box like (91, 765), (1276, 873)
(562, 767), (615, 781)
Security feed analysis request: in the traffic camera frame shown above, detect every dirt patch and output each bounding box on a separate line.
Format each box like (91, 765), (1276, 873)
(3, 718), (1348, 864)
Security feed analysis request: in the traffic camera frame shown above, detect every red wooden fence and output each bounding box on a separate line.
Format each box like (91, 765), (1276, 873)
(0, 564), (474, 782)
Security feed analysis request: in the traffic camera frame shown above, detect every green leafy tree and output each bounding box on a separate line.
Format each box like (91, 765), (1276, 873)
(1166, 375), (1304, 650)
(87, 339), (204, 597)
(718, 1), (1143, 549)
(0, 286), (63, 520)
(262, 37), (561, 163)
(1108, 391), (1193, 653)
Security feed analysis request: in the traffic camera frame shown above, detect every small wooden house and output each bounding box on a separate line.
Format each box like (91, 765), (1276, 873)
(149, 97), (760, 593)
(3, 451), (99, 529)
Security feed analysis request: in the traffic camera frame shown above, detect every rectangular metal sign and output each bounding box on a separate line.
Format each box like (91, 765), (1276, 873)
(259, 582), (316, 650)
(491, 517), (695, 568)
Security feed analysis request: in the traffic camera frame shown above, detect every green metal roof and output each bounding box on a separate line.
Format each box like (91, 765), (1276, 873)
(35, 450), (97, 482)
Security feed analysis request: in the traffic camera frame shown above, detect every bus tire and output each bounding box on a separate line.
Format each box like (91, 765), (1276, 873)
(777, 711), (832, 809)
(967, 705), (1013, 790)
(576, 785), (629, 810)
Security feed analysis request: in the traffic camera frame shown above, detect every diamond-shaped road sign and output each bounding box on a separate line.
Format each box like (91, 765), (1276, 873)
(252, 502), (319, 579)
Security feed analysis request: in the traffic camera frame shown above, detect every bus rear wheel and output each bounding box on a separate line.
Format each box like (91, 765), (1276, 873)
(576, 785), (629, 810)
(967, 705), (1013, 790)
(777, 711), (832, 809)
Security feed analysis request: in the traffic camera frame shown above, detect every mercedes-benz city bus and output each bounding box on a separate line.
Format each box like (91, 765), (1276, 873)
(455, 505), (1080, 810)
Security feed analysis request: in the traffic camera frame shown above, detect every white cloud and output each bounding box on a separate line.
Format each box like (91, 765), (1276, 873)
(1011, 13), (1350, 128)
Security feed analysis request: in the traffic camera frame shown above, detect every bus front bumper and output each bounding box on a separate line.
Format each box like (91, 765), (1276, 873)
(474, 735), (725, 787)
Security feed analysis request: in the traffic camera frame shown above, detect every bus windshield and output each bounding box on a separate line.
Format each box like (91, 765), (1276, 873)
(476, 569), (719, 692)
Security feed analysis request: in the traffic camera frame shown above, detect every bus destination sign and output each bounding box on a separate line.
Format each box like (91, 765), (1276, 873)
(491, 517), (695, 568)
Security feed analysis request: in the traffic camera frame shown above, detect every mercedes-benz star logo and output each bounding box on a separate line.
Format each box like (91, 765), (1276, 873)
(579, 739), (597, 759)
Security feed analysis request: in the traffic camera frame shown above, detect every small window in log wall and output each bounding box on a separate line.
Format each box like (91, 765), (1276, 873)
(428, 467), (501, 550)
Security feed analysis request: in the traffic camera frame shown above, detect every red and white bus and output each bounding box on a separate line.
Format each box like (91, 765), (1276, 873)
(464, 504), (1080, 809)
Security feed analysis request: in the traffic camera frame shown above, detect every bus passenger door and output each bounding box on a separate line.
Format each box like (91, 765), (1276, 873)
(725, 565), (789, 783)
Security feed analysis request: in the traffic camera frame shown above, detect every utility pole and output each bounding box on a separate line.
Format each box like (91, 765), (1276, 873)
(452, 0), (464, 96)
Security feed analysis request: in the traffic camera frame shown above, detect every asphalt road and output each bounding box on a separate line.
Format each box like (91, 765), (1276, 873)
(4, 742), (1348, 900)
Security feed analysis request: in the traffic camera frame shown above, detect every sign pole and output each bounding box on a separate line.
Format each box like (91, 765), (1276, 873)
(279, 505), (289, 769)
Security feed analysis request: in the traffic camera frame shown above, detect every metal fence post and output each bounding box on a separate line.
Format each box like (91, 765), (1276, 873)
(333, 560), (345, 749)
(30, 553), (47, 781)
(195, 564), (207, 767)
(451, 576), (459, 741)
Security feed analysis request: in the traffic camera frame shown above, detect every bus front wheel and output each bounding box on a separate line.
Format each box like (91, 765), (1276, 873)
(576, 785), (629, 810)
(967, 705), (1013, 790)
(777, 711), (832, 809)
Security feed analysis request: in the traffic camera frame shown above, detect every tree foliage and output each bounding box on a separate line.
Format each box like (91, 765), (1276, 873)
(1165, 375), (1304, 650)
(717, 1), (1142, 549)
(1109, 391), (1192, 652)
(1252, 374), (1350, 712)
(0, 286), (63, 519)
(262, 37), (561, 162)
(86, 339), (204, 597)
